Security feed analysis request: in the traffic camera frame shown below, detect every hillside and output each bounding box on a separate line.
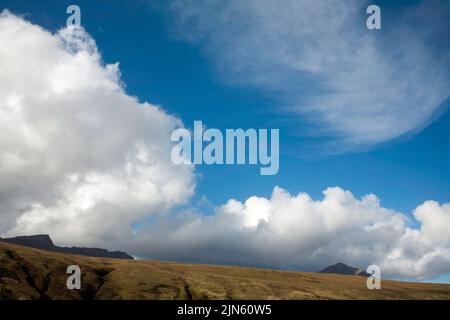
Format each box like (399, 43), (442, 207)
(1, 241), (449, 300)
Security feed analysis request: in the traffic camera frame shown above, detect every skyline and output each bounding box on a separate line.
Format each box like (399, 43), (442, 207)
(0, 0), (449, 283)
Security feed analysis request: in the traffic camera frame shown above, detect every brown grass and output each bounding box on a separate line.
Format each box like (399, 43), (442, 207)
(1, 241), (449, 300)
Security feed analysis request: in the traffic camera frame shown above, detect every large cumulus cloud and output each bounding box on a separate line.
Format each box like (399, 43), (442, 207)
(0, 11), (195, 246)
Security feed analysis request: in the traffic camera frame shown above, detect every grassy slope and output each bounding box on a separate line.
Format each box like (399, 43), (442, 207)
(1, 241), (449, 300)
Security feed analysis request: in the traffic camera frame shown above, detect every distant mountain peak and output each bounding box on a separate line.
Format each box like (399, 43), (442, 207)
(318, 262), (370, 277)
(11, 234), (54, 245)
(0, 234), (133, 260)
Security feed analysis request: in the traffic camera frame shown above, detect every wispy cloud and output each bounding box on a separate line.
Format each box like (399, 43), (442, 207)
(167, 0), (450, 151)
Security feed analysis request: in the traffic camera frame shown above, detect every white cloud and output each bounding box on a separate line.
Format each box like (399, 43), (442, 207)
(128, 186), (450, 280)
(167, 0), (450, 150)
(0, 11), (195, 245)
(382, 201), (450, 279)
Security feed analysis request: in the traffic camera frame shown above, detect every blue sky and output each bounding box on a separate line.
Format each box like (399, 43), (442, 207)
(7, 0), (449, 214)
(1, 0), (449, 281)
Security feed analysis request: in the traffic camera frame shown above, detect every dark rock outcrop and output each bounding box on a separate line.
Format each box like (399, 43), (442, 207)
(318, 262), (370, 277)
(0, 235), (133, 260)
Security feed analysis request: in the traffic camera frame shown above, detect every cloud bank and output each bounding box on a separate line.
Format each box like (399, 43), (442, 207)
(127, 186), (450, 280)
(167, 0), (450, 150)
(0, 11), (449, 281)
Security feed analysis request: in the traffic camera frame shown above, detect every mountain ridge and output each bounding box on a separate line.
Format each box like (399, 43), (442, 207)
(0, 234), (133, 260)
